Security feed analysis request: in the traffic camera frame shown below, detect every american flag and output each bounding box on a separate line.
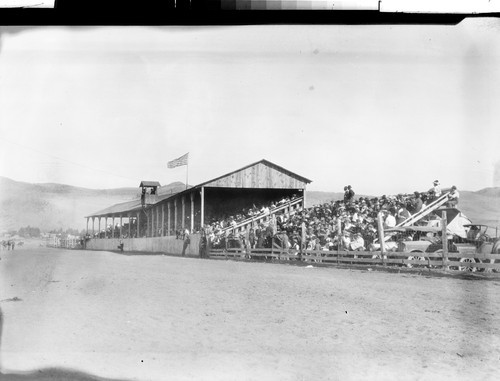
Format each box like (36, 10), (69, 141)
(167, 153), (189, 168)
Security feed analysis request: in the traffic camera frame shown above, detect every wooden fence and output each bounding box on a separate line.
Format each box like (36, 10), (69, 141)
(208, 247), (500, 273)
(46, 236), (81, 249)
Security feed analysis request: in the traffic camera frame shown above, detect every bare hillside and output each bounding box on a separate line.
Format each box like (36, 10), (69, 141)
(0, 177), (186, 232)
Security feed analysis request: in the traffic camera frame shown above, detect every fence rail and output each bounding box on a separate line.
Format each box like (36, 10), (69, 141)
(207, 247), (500, 273)
(220, 197), (304, 235)
(46, 237), (81, 249)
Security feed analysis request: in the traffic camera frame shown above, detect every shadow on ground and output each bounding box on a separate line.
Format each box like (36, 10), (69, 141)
(0, 368), (131, 381)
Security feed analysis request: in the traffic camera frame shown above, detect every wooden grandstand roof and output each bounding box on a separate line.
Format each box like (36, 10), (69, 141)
(85, 193), (171, 218)
(86, 159), (311, 218)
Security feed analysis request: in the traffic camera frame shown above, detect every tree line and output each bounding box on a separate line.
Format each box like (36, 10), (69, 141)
(7, 226), (86, 238)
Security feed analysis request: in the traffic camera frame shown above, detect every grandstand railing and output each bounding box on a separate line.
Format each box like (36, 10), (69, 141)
(376, 191), (451, 243)
(219, 197), (304, 235)
(396, 191), (451, 228)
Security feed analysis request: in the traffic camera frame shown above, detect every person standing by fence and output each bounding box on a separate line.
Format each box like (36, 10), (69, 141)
(182, 228), (190, 256)
(199, 229), (208, 258)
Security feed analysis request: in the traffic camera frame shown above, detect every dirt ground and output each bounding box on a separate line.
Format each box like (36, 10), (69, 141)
(1, 248), (499, 381)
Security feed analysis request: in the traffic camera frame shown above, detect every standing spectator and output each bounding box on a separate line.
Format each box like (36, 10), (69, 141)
(256, 224), (265, 248)
(199, 229), (208, 258)
(181, 228), (190, 256)
(447, 186), (460, 207)
(343, 186), (349, 202)
(248, 227), (256, 249)
(344, 185), (355, 203)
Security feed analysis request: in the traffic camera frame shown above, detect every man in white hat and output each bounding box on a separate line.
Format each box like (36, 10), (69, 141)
(429, 180), (442, 201)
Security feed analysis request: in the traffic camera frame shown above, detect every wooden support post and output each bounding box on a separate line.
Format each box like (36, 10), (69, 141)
(174, 199), (178, 233)
(190, 192), (194, 233)
(302, 188), (307, 210)
(86, 218), (89, 235)
(442, 210), (448, 270)
(157, 206), (160, 237)
(161, 204), (165, 236)
(92, 217), (95, 236)
(168, 202), (171, 236)
(151, 208), (154, 237)
(137, 212), (140, 238)
(337, 218), (342, 264)
(155, 208), (158, 236)
(98, 217), (101, 237)
(301, 221), (306, 261)
(182, 196), (186, 230)
(105, 217), (108, 238)
(119, 216), (123, 238)
(128, 215), (131, 238)
(111, 217), (115, 238)
(377, 212), (386, 265)
(200, 186), (205, 229)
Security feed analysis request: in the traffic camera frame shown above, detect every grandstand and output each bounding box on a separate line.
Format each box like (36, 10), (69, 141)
(84, 159), (311, 255)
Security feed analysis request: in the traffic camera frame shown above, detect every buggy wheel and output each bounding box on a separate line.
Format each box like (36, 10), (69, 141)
(458, 257), (479, 272)
(407, 251), (426, 268)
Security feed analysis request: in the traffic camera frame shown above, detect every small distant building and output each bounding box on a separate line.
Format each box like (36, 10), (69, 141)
(139, 181), (161, 206)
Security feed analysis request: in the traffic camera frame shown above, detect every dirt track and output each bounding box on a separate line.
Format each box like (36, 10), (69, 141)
(1, 248), (499, 380)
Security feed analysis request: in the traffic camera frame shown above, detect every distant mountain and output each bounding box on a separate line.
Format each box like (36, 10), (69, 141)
(1, 176), (499, 232)
(476, 187), (500, 198)
(0, 177), (187, 232)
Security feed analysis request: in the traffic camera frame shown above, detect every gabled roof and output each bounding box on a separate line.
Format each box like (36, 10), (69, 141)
(139, 181), (161, 187)
(196, 159), (312, 188)
(86, 159), (311, 218)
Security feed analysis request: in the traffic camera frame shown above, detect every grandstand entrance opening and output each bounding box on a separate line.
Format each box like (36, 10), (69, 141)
(203, 187), (302, 227)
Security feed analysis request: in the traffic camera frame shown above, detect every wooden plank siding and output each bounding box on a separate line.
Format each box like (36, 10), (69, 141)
(203, 162), (308, 189)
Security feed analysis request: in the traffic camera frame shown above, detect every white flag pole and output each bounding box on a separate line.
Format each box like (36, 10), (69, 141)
(185, 153), (189, 190)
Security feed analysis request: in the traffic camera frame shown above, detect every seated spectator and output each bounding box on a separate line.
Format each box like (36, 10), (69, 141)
(396, 205), (411, 225)
(340, 231), (351, 250)
(447, 186), (459, 207)
(383, 209), (397, 229)
(409, 191), (423, 214)
(350, 233), (365, 251)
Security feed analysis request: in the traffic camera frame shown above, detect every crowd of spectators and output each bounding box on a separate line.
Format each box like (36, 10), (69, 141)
(207, 182), (459, 253)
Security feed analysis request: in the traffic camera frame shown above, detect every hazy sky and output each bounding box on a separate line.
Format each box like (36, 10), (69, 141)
(0, 21), (499, 195)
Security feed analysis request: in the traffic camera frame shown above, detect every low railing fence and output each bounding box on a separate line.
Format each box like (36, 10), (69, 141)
(208, 248), (500, 273)
(220, 197), (304, 235)
(46, 237), (81, 249)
